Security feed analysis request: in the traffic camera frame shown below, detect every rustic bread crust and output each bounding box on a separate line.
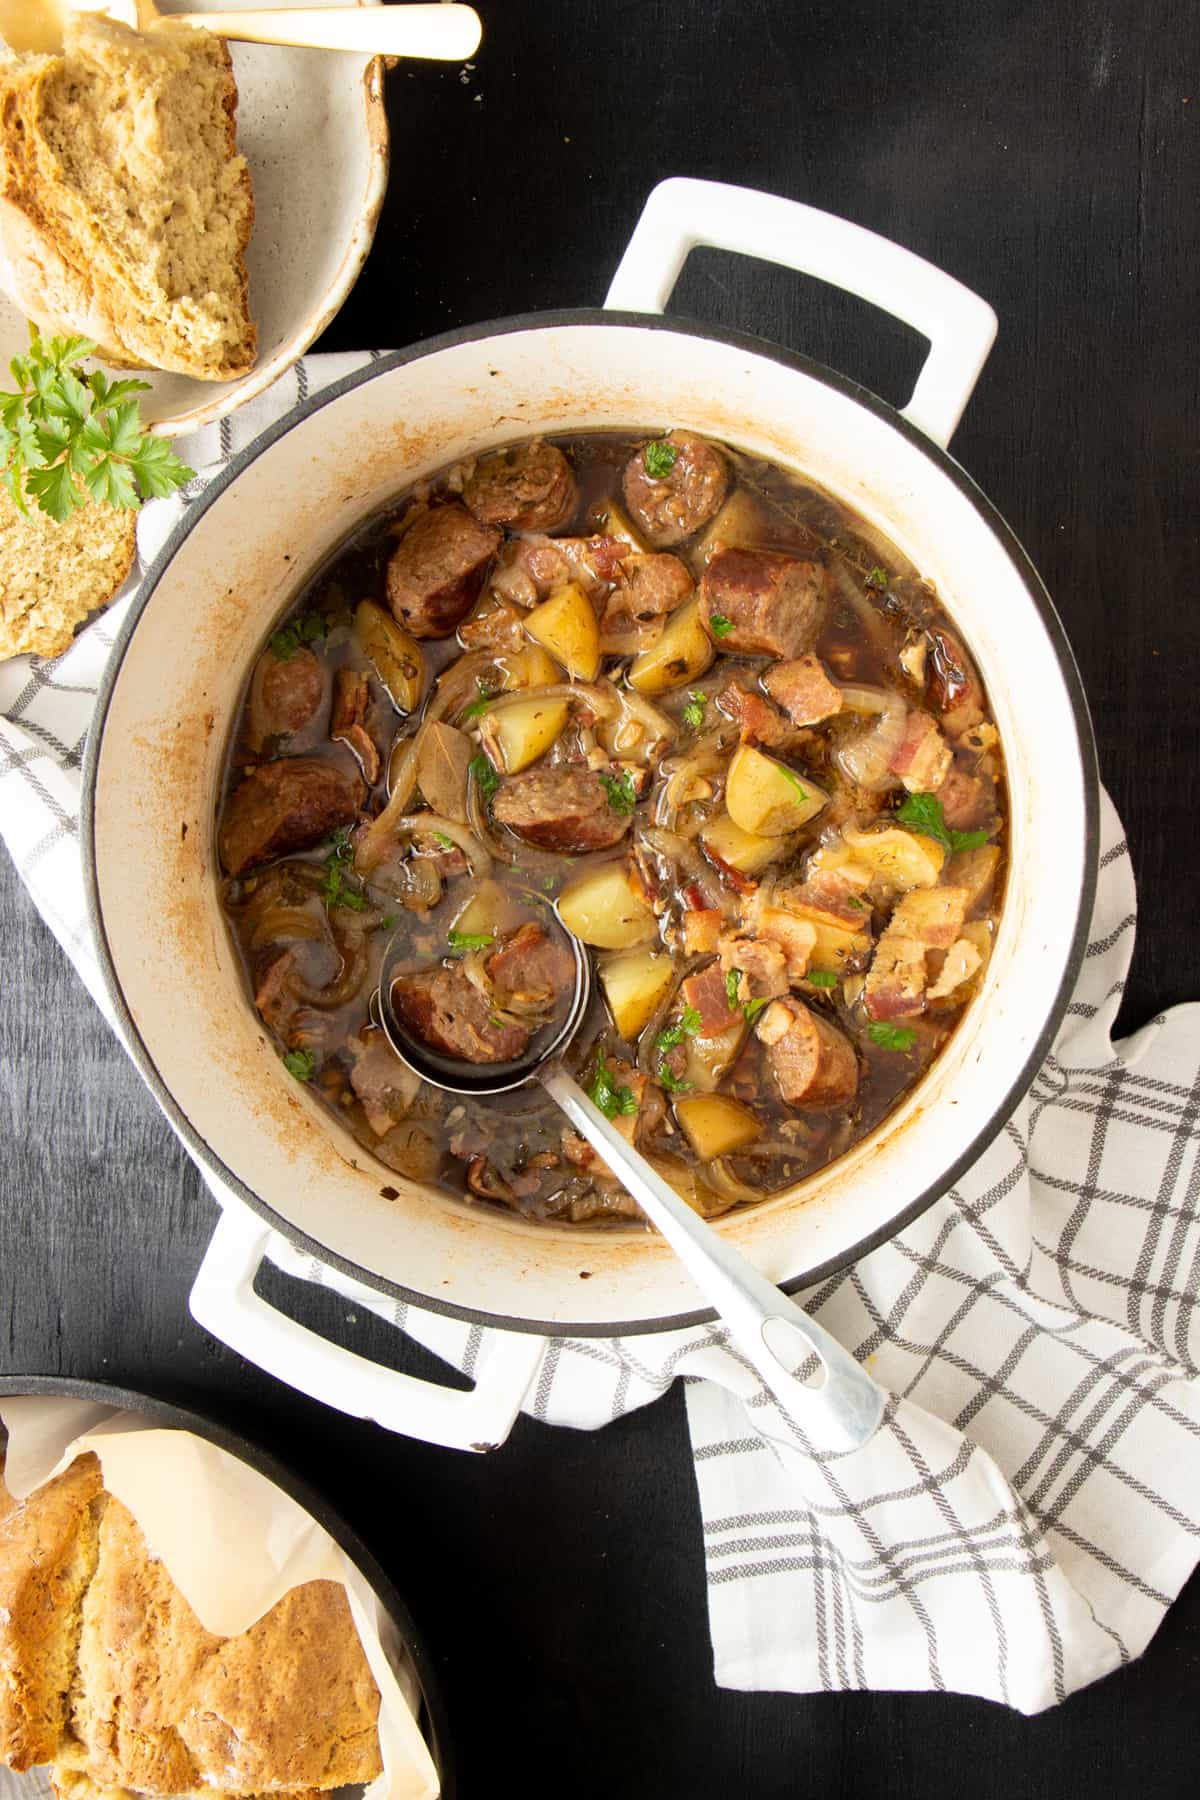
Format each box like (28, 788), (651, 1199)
(0, 20), (255, 380)
(0, 1453), (103, 1772)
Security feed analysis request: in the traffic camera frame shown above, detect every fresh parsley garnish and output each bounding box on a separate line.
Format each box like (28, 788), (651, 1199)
(381, 914), (399, 929)
(282, 1048), (315, 1081)
(658, 1062), (693, 1095)
(682, 691), (707, 729)
(725, 968), (740, 1010)
(271, 612), (326, 662)
(586, 1050), (639, 1120)
(0, 328), (194, 521)
(846, 895), (866, 911)
(447, 927), (496, 954)
(470, 752), (500, 801)
(642, 440), (678, 479)
(780, 765), (808, 800)
(431, 830), (456, 851)
(655, 1005), (702, 1057)
(461, 681), (496, 721)
(807, 969), (839, 989)
(709, 612), (734, 639)
(599, 768), (638, 814)
(865, 567), (889, 591)
(894, 791), (988, 854)
(742, 995), (770, 1024)
(868, 1021), (916, 1052)
(321, 826), (366, 911)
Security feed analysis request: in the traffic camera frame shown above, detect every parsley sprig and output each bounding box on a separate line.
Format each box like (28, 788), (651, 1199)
(654, 1004), (701, 1093)
(868, 1020), (916, 1052)
(470, 752), (500, 801)
(282, 1048), (315, 1081)
(0, 329), (193, 522)
(447, 927), (495, 954)
(321, 826), (366, 912)
(599, 768), (638, 814)
(271, 612), (326, 662)
(586, 1050), (639, 1120)
(642, 440), (678, 479)
(682, 691), (707, 729)
(708, 612), (734, 639)
(894, 791), (988, 854)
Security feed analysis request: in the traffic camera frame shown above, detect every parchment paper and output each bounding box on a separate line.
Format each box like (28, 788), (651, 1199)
(0, 1397), (439, 1800)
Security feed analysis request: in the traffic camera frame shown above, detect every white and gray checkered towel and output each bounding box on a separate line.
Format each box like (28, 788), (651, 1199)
(3, 353), (1200, 1715)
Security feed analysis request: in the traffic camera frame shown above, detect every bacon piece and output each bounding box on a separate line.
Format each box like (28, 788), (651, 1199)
(927, 937), (984, 1000)
(756, 997), (859, 1109)
(744, 891), (818, 981)
(864, 885), (970, 1020)
(762, 655), (843, 727)
(717, 932), (789, 1001)
(888, 709), (952, 793)
(715, 681), (793, 747)
(330, 668), (381, 785)
(680, 962), (741, 1034)
(936, 765), (988, 830)
(681, 909), (723, 956)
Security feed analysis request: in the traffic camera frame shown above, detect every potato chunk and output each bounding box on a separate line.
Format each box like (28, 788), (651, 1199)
(353, 600), (425, 713)
(524, 582), (601, 681)
(600, 949), (675, 1040)
(480, 697), (569, 773)
(627, 597), (714, 695)
(725, 745), (828, 836)
(842, 826), (945, 889)
(700, 812), (794, 877)
(674, 1094), (763, 1160)
(557, 863), (656, 948)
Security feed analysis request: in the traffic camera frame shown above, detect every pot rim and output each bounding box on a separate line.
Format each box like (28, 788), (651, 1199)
(0, 1372), (453, 1793)
(81, 306), (1100, 1337)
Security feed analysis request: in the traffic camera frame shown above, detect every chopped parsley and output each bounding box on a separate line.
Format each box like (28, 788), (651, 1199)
(709, 612), (734, 639)
(742, 995), (770, 1024)
(281, 1048), (315, 1081)
(431, 830), (456, 851)
(725, 968), (741, 1010)
(868, 1021), (917, 1052)
(846, 895), (866, 911)
(461, 681), (495, 720)
(447, 927), (495, 954)
(586, 1050), (639, 1120)
(469, 752), (500, 801)
(642, 440), (678, 479)
(655, 1005), (702, 1056)
(894, 791), (988, 854)
(321, 827), (366, 911)
(864, 567), (889, 592)
(807, 969), (839, 989)
(380, 914), (399, 929)
(682, 691), (707, 729)
(658, 1062), (693, 1095)
(599, 768), (638, 815)
(780, 765), (808, 800)
(270, 612), (326, 661)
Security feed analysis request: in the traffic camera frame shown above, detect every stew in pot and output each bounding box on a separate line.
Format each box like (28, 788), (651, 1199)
(217, 431), (1006, 1224)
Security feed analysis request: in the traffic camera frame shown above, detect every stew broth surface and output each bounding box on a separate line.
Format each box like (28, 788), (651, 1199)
(217, 430), (1006, 1226)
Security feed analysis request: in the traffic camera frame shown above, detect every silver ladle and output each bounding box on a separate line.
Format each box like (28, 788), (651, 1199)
(376, 907), (884, 1454)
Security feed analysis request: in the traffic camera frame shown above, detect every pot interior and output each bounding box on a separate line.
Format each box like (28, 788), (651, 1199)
(89, 317), (1095, 1333)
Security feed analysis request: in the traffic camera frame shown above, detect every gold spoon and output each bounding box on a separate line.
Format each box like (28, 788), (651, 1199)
(6, 2), (483, 59)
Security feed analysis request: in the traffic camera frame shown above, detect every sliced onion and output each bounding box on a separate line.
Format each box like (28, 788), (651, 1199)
(598, 687), (677, 763)
(399, 813), (492, 875)
(482, 681), (620, 720)
(832, 684), (907, 791)
(355, 723), (427, 873)
(829, 558), (899, 658)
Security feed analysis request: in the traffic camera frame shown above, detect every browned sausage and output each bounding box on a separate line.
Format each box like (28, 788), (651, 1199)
(487, 922), (575, 1003)
(246, 645), (324, 751)
(492, 768), (634, 854)
(385, 504), (501, 638)
(622, 432), (729, 546)
(699, 547), (827, 658)
(462, 440), (577, 532)
(389, 964), (530, 1064)
(755, 997), (859, 1109)
(219, 758), (365, 875)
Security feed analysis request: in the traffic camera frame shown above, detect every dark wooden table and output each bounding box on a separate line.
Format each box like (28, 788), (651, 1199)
(3, 1), (1199, 1793)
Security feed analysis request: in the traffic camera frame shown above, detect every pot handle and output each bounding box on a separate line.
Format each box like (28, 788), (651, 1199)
(189, 1204), (546, 1452)
(604, 177), (997, 449)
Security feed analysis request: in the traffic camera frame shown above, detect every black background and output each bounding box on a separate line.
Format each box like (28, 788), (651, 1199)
(3, 1), (1199, 1794)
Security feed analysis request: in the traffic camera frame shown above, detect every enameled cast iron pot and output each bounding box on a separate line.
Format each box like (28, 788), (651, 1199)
(84, 181), (1098, 1450)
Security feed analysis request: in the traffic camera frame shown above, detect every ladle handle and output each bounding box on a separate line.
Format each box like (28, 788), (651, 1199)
(163, 4), (483, 59)
(538, 1066), (885, 1453)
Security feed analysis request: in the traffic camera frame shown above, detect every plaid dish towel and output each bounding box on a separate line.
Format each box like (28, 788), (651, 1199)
(3, 353), (1200, 1716)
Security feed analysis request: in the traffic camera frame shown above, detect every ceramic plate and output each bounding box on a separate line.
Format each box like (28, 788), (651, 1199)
(0, 0), (390, 432)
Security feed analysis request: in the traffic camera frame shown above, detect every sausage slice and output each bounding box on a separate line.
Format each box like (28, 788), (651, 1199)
(385, 504), (501, 638)
(462, 441), (577, 532)
(220, 758), (365, 876)
(622, 432), (730, 546)
(389, 964), (529, 1065)
(699, 546), (827, 658)
(756, 996), (859, 1109)
(492, 768), (633, 854)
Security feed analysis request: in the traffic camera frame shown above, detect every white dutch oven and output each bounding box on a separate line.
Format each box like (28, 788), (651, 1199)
(84, 181), (1097, 1450)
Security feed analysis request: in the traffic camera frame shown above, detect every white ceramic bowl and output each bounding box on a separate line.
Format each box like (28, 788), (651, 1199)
(0, 0), (389, 433)
(83, 183), (1097, 1445)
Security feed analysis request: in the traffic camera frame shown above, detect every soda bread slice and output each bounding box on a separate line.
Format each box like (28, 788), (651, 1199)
(0, 14), (255, 380)
(0, 482), (137, 660)
(0, 1453), (104, 1772)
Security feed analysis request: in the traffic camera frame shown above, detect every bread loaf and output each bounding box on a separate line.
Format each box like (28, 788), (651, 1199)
(0, 481), (137, 660)
(0, 1453), (103, 1772)
(0, 14), (255, 381)
(0, 1459), (383, 1796)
